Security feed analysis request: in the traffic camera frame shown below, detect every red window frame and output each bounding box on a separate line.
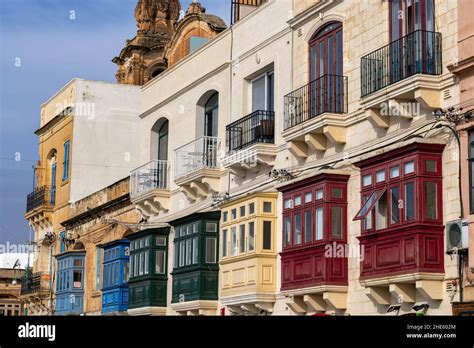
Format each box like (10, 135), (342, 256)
(282, 180), (348, 250)
(355, 148), (443, 234)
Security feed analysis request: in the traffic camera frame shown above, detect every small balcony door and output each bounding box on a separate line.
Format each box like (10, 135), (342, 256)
(309, 22), (343, 117)
(389, 0), (436, 80)
(204, 93), (219, 167)
(156, 120), (168, 188)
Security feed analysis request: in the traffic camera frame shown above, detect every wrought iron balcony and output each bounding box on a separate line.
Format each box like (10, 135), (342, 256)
(361, 30), (442, 97)
(130, 160), (169, 199)
(284, 74), (348, 130)
(26, 186), (55, 213)
(174, 136), (222, 179)
(226, 110), (275, 152)
(231, 0), (268, 24)
(20, 272), (51, 296)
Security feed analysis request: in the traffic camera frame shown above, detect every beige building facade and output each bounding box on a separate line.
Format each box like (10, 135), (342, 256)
(25, 0), (473, 316)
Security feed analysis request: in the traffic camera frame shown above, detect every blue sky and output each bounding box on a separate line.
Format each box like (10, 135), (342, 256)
(0, 0), (229, 245)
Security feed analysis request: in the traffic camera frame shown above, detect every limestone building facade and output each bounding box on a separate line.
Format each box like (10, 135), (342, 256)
(25, 0), (474, 316)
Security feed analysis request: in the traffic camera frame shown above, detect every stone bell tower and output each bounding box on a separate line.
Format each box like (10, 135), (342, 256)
(113, 0), (181, 86)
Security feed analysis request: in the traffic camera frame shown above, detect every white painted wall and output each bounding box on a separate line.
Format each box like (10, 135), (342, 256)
(69, 79), (141, 203)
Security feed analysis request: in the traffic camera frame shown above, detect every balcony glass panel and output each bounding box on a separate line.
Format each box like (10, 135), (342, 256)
(174, 136), (221, 178)
(130, 160), (168, 198)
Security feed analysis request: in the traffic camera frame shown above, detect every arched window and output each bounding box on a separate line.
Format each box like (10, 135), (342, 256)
(308, 22), (343, 114)
(47, 150), (57, 205)
(158, 120), (169, 161)
(151, 118), (169, 161)
(204, 93), (218, 137)
(309, 22), (343, 81)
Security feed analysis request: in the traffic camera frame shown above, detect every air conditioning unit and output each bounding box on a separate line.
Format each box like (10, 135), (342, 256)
(446, 219), (468, 253)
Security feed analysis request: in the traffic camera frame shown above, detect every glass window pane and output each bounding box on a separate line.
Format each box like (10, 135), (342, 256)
(179, 242), (185, 267)
(193, 222), (199, 234)
(156, 237), (166, 246)
(425, 182), (438, 219)
(155, 250), (165, 274)
(390, 187), (400, 224)
(376, 170), (385, 183)
(186, 240), (192, 265)
(390, 166), (400, 178)
(355, 189), (386, 220)
(231, 209), (237, 219)
(284, 199), (292, 209)
(187, 225), (192, 235)
(222, 229), (227, 257)
(316, 189), (323, 200)
(331, 188), (342, 199)
(305, 192), (312, 203)
(405, 182), (415, 221)
(73, 271), (82, 288)
(239, 225), (246, 254)
(404, 161), (415, 174)
(362, 195), (372, 230)
(294, 196), (302, 206)
(263, 202), (272, 213)
(284, 216), (291, 247)
(304, 210), (312, 243)
(331, 207), (343, 239)
(174, 244), (178, 269)
(375, 191), (387, 230)
(252, 75), (266, 112)
(144, 251), (149, 275)
(139, 253), (144, 275)
(249, 203), (255, 214)
(425, 160), (437, 172)
(231, 227), (237, 256)
(193, 237), (199, 264)
(363, 175), (372, 186)
(316, 207), (323, 240)
(248, 222), (255, 251)
(206, 222), (218, 232)
(205, 238), (217, 263)
(294, 213), (302, 245)
(263, 221), (272, 250)
(240, 206), (246, 217)
(134, 254), (139, 276)
(223, 212), (228, 222)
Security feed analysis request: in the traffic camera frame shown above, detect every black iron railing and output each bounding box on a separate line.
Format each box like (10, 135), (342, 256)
(226, 110), (275, 152)
(20, 272), (50, 295)
(361, 30), (442, 97)
(26, 186), (55, 212)
(284, 74), (348, 130)
(231, 0), (268, 24)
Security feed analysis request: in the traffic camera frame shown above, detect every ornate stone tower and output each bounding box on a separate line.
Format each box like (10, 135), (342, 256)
(113, 0), (181, 86)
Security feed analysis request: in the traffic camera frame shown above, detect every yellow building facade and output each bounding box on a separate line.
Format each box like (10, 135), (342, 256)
(219, 192), (278, 315)
(22, 81), (74, 315)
